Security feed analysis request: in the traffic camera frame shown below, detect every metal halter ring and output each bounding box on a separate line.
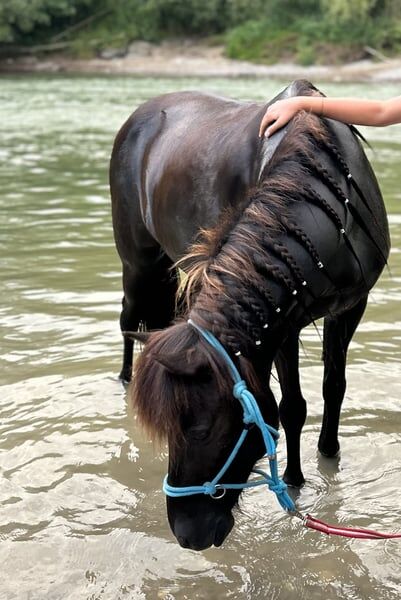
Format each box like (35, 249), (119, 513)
(210, 486), (226, 500)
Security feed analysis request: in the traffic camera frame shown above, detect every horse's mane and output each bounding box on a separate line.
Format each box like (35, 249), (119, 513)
(175, 108), (387, 357)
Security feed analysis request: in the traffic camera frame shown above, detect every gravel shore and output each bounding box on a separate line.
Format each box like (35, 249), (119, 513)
(1, 40), (401, 82)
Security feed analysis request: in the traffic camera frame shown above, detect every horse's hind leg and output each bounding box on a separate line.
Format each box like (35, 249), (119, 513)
(318, 296), (368, 457)
(275, 329), (307, 487)
(119, 251), (178, 382)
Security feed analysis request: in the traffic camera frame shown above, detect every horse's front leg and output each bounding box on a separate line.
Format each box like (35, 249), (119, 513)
(275, 329), (306, 487)
(118, 254), (179, 383)
(319, 296), (368, 457)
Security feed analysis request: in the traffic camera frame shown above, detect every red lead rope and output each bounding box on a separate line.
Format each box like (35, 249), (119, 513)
(302, 514), (401, 539)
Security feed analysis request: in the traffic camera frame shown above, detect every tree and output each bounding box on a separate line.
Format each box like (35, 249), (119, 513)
(0, 0), (95, 44)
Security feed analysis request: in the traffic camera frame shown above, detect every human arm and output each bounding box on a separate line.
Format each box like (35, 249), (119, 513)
(259, 95), (401, 138)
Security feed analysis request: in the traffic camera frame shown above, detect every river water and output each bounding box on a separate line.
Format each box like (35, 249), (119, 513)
(0, 75), (400, 600)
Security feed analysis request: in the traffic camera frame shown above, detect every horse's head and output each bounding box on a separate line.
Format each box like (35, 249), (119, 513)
(127, 321), (277, 550)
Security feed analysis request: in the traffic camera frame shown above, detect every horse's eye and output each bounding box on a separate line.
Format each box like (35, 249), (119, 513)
(187, 426), (210, 441)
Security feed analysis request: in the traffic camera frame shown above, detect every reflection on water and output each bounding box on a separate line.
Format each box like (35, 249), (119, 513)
(0, 75), (400, 599)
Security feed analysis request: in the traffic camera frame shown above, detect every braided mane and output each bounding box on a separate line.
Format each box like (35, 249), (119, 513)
(175, 108), (386, 359)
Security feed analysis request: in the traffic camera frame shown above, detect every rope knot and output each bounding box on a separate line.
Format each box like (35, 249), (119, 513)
(203, 481), (216, 496)
(268, 479), (288, 496)
(233, 380), (260, 425)
(233, 380), (247, 400)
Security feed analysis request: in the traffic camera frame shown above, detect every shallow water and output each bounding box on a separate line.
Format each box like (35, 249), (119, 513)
(0, 75), (400, 600)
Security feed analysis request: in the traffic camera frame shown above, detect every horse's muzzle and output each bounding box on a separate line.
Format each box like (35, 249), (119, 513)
(173, 513), (234, 551)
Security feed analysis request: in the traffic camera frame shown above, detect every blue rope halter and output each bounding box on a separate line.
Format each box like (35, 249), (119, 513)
(162, 319), (296, 513)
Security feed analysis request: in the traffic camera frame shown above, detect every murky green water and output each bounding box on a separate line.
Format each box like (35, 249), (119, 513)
(0, 75), (400, 600)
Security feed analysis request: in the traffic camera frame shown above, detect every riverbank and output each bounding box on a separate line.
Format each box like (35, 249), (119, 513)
(1, 40), (401, 82)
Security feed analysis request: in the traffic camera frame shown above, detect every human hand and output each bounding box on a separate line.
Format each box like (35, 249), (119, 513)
(259, 97), (305, 138)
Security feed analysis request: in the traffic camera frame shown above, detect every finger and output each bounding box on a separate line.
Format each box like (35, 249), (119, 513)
(259, 113), (275, 137)
(264, 117), (282, 138)
(258, 117), (267, 138)
(264, 124), (275, 138)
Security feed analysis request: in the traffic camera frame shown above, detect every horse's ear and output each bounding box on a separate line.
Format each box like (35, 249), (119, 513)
(154, 349), (208, 377)
(123, 331), (151, 344)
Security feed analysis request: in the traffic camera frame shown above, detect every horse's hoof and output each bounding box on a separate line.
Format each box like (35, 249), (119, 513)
(283, 471), (305, 488)
(318, 443), (340, 458)
(119, 370), (132, 385)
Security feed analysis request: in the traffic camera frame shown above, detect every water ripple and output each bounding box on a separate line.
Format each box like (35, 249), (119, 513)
(0, 75), (400, 600)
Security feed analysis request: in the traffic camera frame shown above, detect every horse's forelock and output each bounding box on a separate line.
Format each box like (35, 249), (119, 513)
(130, 321), (236, 449)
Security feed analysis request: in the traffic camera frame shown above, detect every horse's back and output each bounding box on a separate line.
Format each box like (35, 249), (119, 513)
(110, 91), (266, 261)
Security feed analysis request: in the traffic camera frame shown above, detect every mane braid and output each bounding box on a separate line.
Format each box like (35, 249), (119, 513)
(280, 216), (323, 269)
(304, 186), (371, 287)
(258, 235), (325, 326)
(294, 144), (385, 257)
(230, 296), (266, 340)
(269, 240), (314, 296)
(321, 137), (375, 212)
(281, 215), (347, 315)
(250, 251), (297, 295)
(293, 120), (388, 255)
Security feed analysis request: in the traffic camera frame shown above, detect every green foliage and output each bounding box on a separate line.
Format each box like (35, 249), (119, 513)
(0, 0), (96, 43)
(225, 20), (297, 63)
(1, 0), (401, 64)
(296, 39), (316, 66)
(99, 0), (268, 40)
(225, 0), (401, 65)
(320, 0), (376, 23)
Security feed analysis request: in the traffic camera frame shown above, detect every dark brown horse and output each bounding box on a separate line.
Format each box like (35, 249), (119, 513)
(110, 80), (389, 550)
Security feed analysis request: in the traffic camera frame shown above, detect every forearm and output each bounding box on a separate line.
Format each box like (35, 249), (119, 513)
(299, 96), (401, 127)
(259, 94), (401, 138)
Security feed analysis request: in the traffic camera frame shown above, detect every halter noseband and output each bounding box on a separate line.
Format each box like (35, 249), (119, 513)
(162, 319), (296, 513)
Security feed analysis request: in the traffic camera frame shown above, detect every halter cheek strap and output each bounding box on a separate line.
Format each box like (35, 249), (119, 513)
(162, 319), (296, 513)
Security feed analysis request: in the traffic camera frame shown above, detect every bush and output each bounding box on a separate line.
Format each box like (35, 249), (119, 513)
(225, 7), (401, 65)
(226, 20), (300, 64)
